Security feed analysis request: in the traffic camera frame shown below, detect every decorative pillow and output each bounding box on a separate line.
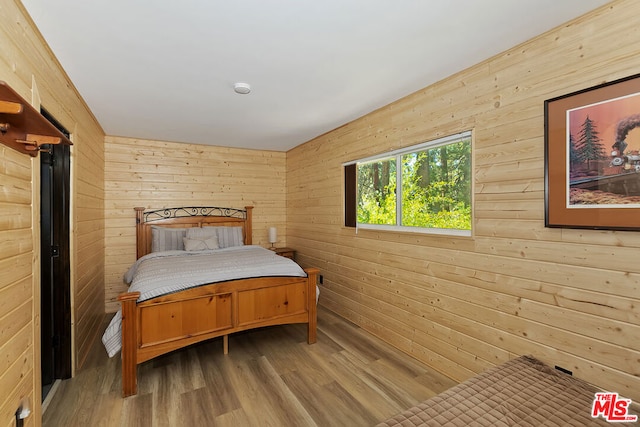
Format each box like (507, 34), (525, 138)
(186, 227), (218, 240)
(205, 226), (244, 248)
(183, 237), (219, 251)
(151, 226), (188, 252)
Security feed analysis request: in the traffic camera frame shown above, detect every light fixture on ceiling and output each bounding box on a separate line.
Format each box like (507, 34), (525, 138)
(233, 82), (251, 94)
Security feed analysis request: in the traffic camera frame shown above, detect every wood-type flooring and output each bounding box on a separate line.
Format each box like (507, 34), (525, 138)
(43, 306), (457, 427)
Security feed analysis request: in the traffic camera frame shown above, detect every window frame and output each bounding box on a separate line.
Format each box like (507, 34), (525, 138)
(344, 131), (473, 237)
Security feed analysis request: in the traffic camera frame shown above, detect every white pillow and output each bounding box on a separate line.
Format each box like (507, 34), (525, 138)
(183, 237), (219, 251)
(151, 226), (187, 252)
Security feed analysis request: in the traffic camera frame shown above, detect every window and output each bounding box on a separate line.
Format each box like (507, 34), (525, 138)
(345, 131), (472, 236)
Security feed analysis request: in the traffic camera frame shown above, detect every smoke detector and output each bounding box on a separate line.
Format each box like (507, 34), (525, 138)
(233, 82), (251, 94)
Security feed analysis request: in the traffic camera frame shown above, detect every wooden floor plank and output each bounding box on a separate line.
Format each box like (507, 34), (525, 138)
(43, 306), (457, 426)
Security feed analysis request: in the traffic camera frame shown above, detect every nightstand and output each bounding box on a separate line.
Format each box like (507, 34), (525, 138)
(273, 247), (295, 260)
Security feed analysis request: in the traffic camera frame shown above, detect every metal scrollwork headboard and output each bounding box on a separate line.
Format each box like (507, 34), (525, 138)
(134, 205), (254, 259)
(140, 206), (248, 224)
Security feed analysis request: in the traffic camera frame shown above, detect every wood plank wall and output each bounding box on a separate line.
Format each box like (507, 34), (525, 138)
(104, 136), (287, 312)
(287, 0), (640, 403)
(0, 1), (105, 425)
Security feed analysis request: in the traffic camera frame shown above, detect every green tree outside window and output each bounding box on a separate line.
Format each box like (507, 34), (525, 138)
(356, 133), (471, 233)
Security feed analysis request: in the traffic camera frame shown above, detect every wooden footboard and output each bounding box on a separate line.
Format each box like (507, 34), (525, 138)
(118, 268), (319, 397)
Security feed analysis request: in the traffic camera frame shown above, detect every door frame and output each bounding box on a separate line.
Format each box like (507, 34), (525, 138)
(40, 108), (72, 390)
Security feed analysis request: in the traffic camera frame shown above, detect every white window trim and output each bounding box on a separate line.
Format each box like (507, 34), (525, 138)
(350, 131), (473, 237)
(357, 223), (472, 237)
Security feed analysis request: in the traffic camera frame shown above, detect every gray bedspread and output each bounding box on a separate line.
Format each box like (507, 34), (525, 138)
(102, 245), (306, 357)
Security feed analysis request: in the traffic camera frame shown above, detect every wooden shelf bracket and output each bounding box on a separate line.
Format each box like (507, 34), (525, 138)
(0, 81), (72, 156)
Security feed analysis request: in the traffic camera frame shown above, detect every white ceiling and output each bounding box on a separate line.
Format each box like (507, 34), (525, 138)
(21, 0), (610, 152)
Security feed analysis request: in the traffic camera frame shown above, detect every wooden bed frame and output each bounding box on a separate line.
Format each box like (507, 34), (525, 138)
(117, 206), (319, 397)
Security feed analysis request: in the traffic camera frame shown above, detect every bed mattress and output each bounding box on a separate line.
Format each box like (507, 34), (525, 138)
(377, 355), (615, 427)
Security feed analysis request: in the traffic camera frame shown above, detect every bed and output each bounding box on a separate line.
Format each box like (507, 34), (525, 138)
(102, 206), (319, 397)
(376, 355), (633, 427)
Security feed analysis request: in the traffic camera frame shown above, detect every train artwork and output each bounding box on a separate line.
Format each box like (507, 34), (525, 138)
(570, 114), (640, 200)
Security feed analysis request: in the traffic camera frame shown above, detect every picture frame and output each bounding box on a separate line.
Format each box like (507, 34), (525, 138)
(545, 73), (640, 230)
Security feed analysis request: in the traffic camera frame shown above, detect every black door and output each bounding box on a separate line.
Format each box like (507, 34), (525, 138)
(40, 110), (71, 398)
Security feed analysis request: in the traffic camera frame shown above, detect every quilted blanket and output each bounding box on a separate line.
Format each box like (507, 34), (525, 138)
(377, 355), (616, 427)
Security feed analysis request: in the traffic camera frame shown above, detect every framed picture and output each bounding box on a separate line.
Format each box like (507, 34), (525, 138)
(545, 73), (640, 230)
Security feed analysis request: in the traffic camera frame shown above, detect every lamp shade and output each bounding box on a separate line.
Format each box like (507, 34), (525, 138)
(268, 227), (277, 244)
